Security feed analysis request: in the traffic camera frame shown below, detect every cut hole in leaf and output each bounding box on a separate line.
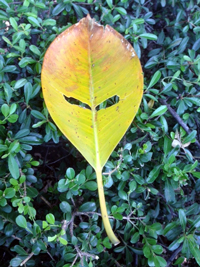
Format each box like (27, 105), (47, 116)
(64, 94), (119, 111)
(96, 95), (119, 111)
(64, 95), (91, 110)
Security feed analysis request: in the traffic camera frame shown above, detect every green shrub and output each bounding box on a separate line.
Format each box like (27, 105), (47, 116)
(0, 0), (200, 266)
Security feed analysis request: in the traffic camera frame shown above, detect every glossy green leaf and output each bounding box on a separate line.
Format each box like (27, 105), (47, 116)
(16, 215), (27, 229)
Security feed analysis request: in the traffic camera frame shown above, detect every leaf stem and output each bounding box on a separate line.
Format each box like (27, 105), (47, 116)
(96, 169), (120, 246)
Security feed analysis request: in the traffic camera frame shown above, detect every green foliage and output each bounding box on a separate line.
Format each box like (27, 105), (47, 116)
(0, 0), (200, 266)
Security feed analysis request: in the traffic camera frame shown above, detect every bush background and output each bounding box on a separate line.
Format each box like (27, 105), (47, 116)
(1, 0), (200, 266)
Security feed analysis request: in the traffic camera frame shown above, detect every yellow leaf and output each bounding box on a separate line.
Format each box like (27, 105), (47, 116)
(41, 14), (143, 245)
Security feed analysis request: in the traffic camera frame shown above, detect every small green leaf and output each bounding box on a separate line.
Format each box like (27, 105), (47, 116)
(46, 213), (55, 224)
(85, 181), (97, 191)
(59, 237), (68, 245)
(183, 130), (196, 144)
(28, 16), (40, 27)
(79, 202), (96, 212)
(42, 19), (56, 26)
(31, 110), (46, 120)
(8, 114), (18, 123)
(146, 165), (161, 183)
(30, 45), (41, 56)
(52, 2), (66, 16)
(188, 238), (200, 265)
(14, 78), (27, 89)
(9, 17), (18, 31)
(8, 154), (19, 179)
(193, 172), (200, 179)
(118, 190), (127, 200)
(48, 235), (57, 242)
(1, 103), (9, 117)
(165, 179), (175, 202)
(66, 168), (75, 179)
(0, 0), (9, 8)
(60, 201), (71, 213)
(152, 245), (163, 254)
(150, 105), (167, 118)
(192, 38), (200, 51)
(147, 70), (161, 89)
(16, 215), (27, 228)
(103, 237), (112, 249)
(4, 188), (15, 199)
(9, 103), (17, 114)
(10, 257), (23, 267)
(42, 221), (49, 229)
(106, 0), (113, 8)
(115, 7), (127, 15)
(131, 232), (140, 243)
(139, 33), (157, 40)
(179, 209), (186, 232)
(9, 141), (20, 153)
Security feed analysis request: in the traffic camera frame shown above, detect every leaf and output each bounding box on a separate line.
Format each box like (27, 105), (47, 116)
(79, 202), (96, 212)
(147, 70), (161, 89)
(9, 17), (18, 31)
(10, 257), (23, 267)
(0, 0), (9, 8)
(4, 188), (15, 199)
(146, 165), (161, 183)
(27, 16), (40, 27)
(1, 103), (9, 117)
(46, 213), (55, 224)
(66, 168), (75, 179)
(139, 33), (157, 40)
(30, 45), (41, 56)
(59, 237), (68, 245)
(115, 7), (127, 15)
(16, 215), (27, 229)
(150, 105), (167, 118)
(42, 14), (143, 171)
(41, 15), (143, 245)
(106, 0), (113, 9)
(8, 154), (19, 179)
(179, 209), (186, 232)
(188, 238), (200, 265)
(165, 179), (175, 202)
(42, 19), (56, 26)
(14, 78), (27, 89)
(85, 181), (97, 191)
(60, 201), (71, 213)
(52, 2), (66, 16)
(192, 38), (200, 51)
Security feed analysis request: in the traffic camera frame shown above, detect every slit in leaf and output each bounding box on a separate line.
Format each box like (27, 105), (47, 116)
(64, 95), (91, 110)
(96, 95), (119, 111)
(64, 95), (119, 111)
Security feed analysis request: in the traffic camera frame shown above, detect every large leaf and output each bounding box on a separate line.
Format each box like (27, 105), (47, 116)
(41, 14), (143, 245)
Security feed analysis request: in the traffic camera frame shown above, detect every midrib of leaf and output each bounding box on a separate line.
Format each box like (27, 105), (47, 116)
(88, 33), (101, 171)
(87, 28), (120, 245)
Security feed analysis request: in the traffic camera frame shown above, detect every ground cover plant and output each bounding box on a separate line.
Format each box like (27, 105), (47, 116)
(0, 0), (200, 266)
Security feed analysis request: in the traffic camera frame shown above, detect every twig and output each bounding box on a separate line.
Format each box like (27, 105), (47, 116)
(11, 234), (21, 241)
(46, 250), (55, 262)
(20, 252), (34, 266)
(70, 254), (79, 267)
(159, 98), (200, 149)
(75, 211), (145, 221)
(166, 244), (183, 267)
(103, 152), (123, 175)
(40, 196), (52, 208)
